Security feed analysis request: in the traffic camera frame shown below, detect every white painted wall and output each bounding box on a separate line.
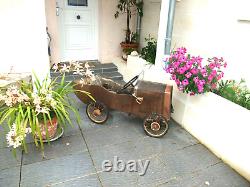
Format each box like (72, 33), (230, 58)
(140, 0), (161, 48)
(172, 89), (250, 181)
(172, 0), (250, 86)
(98, 0), (136, 63)
(0, 0), (50, 80)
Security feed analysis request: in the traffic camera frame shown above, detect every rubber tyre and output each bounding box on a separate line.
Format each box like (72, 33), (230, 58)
(143, 113), (169, 138)
(86, 101), (109, 124)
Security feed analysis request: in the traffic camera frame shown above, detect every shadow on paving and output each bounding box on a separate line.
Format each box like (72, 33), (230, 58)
(0, 94), (249, 187)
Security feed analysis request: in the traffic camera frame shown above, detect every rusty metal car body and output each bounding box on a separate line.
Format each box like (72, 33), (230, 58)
(74, 77), (173, 137)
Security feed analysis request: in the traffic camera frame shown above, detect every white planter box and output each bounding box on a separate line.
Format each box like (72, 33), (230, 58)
(126, 55), (170, 84)
(172, 88), (250, 181)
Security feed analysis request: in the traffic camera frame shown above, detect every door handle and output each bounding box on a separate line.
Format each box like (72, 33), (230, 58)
(56, 2), (62, 16)
(76, 15), (81, 20)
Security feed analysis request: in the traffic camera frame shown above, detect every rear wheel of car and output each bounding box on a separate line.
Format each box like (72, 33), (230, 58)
(86, 101), (109, 124)
(143, 113), (168, 138)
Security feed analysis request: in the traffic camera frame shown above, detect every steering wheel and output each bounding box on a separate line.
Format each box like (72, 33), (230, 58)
(117, 75), (139, 93)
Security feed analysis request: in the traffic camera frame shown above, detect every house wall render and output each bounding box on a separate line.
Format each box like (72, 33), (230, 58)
(140, 0), (161, 48)
(45, 0), (60, 66)
(0, 0), (50, 79)
(172, 0), (250, 86)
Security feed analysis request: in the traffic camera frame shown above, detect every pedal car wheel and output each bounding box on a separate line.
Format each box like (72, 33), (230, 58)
(143, 113), (168, 138)
(86, 101), (109, 124)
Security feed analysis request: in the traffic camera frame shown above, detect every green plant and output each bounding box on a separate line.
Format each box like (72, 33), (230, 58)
(214, 79), (250, 110)
(165, 47), (227, 95)
(0, 65), (93, 154)
(114, 0), (143, 43)
(123, 47), (135, 55)
(141, 36), (157, 64)
(131, 32), (139, 43)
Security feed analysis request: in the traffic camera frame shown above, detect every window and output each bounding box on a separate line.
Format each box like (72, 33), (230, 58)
(68, 0), (88, 6)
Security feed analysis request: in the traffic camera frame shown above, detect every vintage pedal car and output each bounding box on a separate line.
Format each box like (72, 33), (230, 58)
(74, 76), (173, 137)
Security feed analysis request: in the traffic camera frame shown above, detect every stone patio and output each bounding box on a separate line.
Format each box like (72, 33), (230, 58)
(0, 94), (249, 187)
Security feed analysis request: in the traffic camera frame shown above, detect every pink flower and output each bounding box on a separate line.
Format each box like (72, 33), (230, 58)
(177, 47), (187, 54)
(211, 70), (217, 76)
(185, 72), (192, 78)
(175, 79), (180, 85)
(208, 75), (214, 81)
(199, 80), (206, 85)
(182, 79), (189, 86)
(185, 61), (193, 69)
(197, 85), (204, 93)
(200, 67), (206, 74)
(193, 77), (199, 83)
(213, 57), (219, 63)
(211, 83), (217, 89)
(178, 85), (184, 91)
(191, 68), (198, 75)
(223, 62), (227, 68)
(178, 67), (186, 74)
(169, 68), (174, 73)
(202, 72), (208, 77)
(171, 74), (176, 80)
(209, 63), (216, 69)
(198, 87), (204, 93)
(173, 61), (181, 68)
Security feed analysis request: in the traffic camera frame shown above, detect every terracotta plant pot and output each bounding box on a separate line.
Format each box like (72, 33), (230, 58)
(38, 116), (58, 140)
(120, 42), (139, 61)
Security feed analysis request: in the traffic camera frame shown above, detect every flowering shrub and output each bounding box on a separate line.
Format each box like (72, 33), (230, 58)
(214, 79), (250, 110)
(0, 62), (94, 152)
(164, 47), (227, 95)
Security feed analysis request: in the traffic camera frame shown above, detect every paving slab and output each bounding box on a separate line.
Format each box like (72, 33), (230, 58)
(0, 127), (7, 148)
(62, 120), (82, 137)
(158, 144), (221, 176)
(0, 147), (22, 170)
(99, 170), (138, 187)
(22, 133), (88, 165)
(136, 156), (173, 187)
(46, 173), (101, 187)
(82, 123), (145, 150)
(159, 162), (250, 187)
(0, 166), (20, 187)
(20, 152), (96, 187)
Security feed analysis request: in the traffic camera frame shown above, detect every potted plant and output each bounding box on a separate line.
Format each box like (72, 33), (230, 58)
(141, 35), (157, 65)
(114, 0), (143, 60)
(0, 62), (93, 154)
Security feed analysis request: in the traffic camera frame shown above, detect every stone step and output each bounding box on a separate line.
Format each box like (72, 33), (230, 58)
(51, 63), (118, 77)
(51, 62), (123, 83)
(100, 72), (123, 81)
(55, 73), (124, 84)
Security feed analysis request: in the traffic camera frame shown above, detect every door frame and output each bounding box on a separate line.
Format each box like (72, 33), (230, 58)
(56, 0), (99, 62)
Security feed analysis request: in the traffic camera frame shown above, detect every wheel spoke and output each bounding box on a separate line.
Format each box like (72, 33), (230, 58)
(143, 113), (168, 138)
(86, 101), (109, 124)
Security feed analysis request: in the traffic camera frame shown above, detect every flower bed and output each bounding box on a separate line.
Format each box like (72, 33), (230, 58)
(214, 79), (249, 110)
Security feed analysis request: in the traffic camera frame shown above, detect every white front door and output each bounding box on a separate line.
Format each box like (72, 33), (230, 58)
(57, 0), (98, 62)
